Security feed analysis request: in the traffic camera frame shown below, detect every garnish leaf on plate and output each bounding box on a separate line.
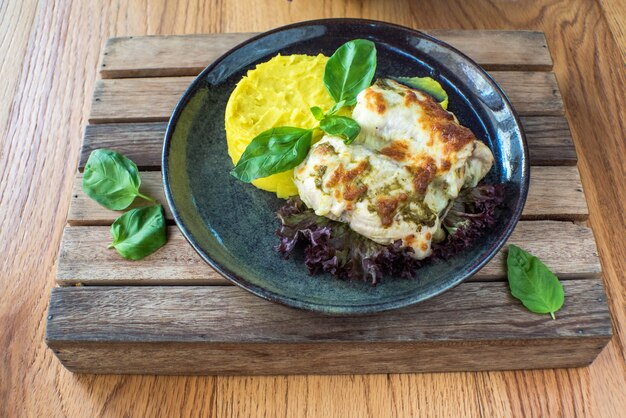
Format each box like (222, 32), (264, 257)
(324, 100), (347, 117)
(310, 106), (325, 121)
(506, 244), (565, 319)
(396, 76), (449, 109)
(324, 39), (377, 106)
(82, 149), (155, 210)
(233, 40), (375, 183)
(320, 115), (361, 144)
(109, 204), (167, 260)
(231, 127), (313, 182)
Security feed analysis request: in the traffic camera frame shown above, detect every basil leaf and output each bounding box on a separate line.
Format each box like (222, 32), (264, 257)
(324, 39), (377, 106)
(310, 106), (325, 121)
(82, 149), (155, 210)
(109, 205), (167, 260)
(396, 76), (449, 109)
(320, 116), (361, 144)
(507, 244), (564, 319)
(325, 100), (347, 117)
(231, 127), (313, 183)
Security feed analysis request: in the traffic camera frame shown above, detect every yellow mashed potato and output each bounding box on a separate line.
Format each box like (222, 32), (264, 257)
(225, 54), (335, 198)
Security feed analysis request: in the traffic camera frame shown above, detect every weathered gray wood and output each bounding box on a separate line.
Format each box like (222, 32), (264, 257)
(46, 280), (611, 374)
(67, 167), (589, 225)
(99, 31), (552, 79)
(48, 341), (610, 375)
(55, 221), (601, 286)
(81, 122), (167, 169)
(520, 116), (577, 164)
(78, 116), (576, 170)
(88, 71), (563, 123)
(46, 31), (611, 376)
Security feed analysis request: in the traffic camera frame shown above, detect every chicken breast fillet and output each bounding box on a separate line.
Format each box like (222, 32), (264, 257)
(293, 79), (494, 259)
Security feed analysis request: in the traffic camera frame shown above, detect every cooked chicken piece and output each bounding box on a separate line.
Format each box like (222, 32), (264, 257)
(294, 136), (440, 259)
(293, 79), (494, 259)
(352, 78), (493, 213)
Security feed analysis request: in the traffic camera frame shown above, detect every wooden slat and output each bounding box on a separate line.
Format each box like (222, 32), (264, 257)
(520, 116), (577, 165)
(57, 225), (228, 285)
(99, 31), (552, 79)
(90, 77), (193, 123)
(55, 221), (600, 286)
(525, 166), (588, 220)
(67, 166), (589, 225)
(81, 122), (166, 169)
(46, 280), (611, 374)
(88, 71), (564, 123)
(78, 116), (577, 170)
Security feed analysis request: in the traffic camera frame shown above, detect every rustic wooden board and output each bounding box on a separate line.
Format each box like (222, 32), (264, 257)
(88, 71), (564, 123)
(47, 31), (611, 375)
(78, 116), (577, 169)
(100, 31), (552, 78)
(46, 281), (611, 374)
(67, 167), (588, 225)
(56, 221), (600, 286)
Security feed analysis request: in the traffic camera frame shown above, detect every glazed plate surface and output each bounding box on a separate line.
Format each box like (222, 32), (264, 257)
(162, 19), (529, 314)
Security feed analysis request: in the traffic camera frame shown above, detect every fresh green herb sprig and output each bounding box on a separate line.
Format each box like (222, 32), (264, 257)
(506, 244), (565, 319)
(82, 149), (167, 260)
(231, 127), (313, 183)
(83, 149), (155, 210)
(109, 205), (167, 260)
(230, 39), (376, 184)
(323, 39), (377, 107)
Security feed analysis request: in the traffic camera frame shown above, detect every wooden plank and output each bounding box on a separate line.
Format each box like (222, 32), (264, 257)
(88, 71), (564, 123)
(78, 116), (577, 170)
(100, 31), (552, 79)
(90, 77), (193, 123)
(521, 116), (577, 165)
(101, 33), (256, 78)
(47, 340), (609, 375)
(81, 122), (167, 169)
(57, 225), (228, 285)
(55, 221), (600, 286)
(67, 166), (589, 225)
(525, 166), (588, 220)
(45, 280), (611, 374)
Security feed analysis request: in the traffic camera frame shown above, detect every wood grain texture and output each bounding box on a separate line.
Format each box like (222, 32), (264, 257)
(598, 0), (626, 63)
(100, 30), (553, 78)
(55, 221), (600, 285)
(78, 116), (577, 169)
(2, 0), (626, 416)
(46, 281), (611, 374)
(88, 71), (564, 123)
(66, 166), (589, 225)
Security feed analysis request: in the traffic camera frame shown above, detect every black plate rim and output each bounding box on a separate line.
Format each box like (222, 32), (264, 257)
(162, 18), (530, 315)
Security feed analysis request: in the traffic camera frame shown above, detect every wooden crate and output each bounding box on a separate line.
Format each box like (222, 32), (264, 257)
(46, 31), (612, 375)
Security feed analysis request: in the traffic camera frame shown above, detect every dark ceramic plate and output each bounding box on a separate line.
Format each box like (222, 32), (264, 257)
(162, 19), (529, 314)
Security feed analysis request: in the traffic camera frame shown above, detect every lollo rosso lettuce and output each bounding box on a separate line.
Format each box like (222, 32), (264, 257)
(276, 183), (505, 285)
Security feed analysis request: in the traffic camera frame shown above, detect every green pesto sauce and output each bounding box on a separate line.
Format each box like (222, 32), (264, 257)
(399, 197), (437, 228)
(314, 165), (327, 190)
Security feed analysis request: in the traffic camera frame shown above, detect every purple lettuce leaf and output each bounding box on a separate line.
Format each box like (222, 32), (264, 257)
(276, 198), (418, 284)
(276, 183), (505, 284)
(432, 183), (505, 259)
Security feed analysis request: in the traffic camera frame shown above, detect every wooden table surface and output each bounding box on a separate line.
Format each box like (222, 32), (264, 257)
(1, 0), (624, 416)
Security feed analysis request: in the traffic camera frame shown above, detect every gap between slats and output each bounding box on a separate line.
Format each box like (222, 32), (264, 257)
(55, 220), (601, 286)
(68, 166), (589, 225)
(99, 31), (553, 79)
(78, 116), (577, 170)
(88, 71), (564, 123)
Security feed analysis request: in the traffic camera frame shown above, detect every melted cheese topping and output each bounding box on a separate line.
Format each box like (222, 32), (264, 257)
(294, 79), (494, 259)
